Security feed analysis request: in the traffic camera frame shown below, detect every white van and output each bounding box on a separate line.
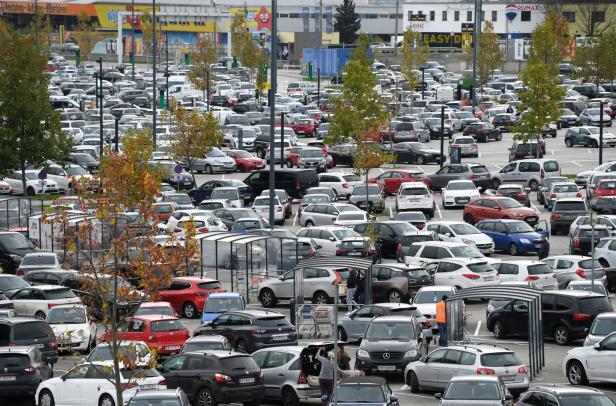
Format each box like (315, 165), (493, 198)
(436, 86), (454, 102)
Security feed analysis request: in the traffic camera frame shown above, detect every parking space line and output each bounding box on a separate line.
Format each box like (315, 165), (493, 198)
(550, 150), (554, 155)
(389, 207), (394, 219)
(474, 320), (482, 336)
(435, 202), (442, 219)
(292, 211), (298, 227)
(531, 202), (539, 212)
(571, 161), (583, 167)
(588, 149), (592, 154)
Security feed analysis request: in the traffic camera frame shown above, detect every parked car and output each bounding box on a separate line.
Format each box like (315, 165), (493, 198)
(335, 237), (378, 262)
(464, 197), (540, 226)
(569, 225), (611, 255)
(349, 185), (385, 213)
(85, 341), (152, 365)
(10, 285), (81, 319)
(475, 219), (548, 256)
(125, 389), (192, 406)
(435, 375), (514, 405)
(391, 142), (445, 165)
(182, 335), (232, 352)
(550, 198), (589, 234)
(537, 176), (569, 206)
(426, 221), (495, 255)
(187, 179), (252, 205)
(426, 163), (491, 192)
(509, 141), (544, 161)
(333, 376), (400, 406)
(15, 253), (61, 277)
(542, 255), (607, 289)
(564, 332), (616, 385)
(0, 317), (58, 364)
(226, 149), (265, 172)
(46, 304), (97, 352)
(353, 221), (418, 259)
(590, 196), (616, 214)
(496, 184), (531, 207)
(567, 280), (608, 296)
(516, 386), (615, 406)
(395, 182), (435, 217)
(369, 170), (428, 195)
(159, 277), (226, 319)
(492, 159), (561, 191)
(583, 312), (616, 346)
(0, 345), (52, 398)
(410, 286), (459, 334)
(448, 135), (478, 157)
(441, 180), (481, 208)
(423, 258), (499, 290)
(135, 301), (178, 317)
(395, 231), (439, 262)
(463, 122), (502, 143)
(404, 241), (485, 268)
(296, 226), (361, 257)
(318, 172), (363, 200)
(492, 260), (558, 290)
(200, 292), (245, 324)
(0, 231), (38, 274)
(546, 182), (581, 210)
(244, 168), (319, 199)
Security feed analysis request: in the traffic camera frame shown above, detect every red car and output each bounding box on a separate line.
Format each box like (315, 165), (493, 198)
(100, 315), (189, 356)
(290, 117), (317, 137)
(159, 277), (226, 319)
(150, 202), (179, 222)
(226, 149), (265, 172)
(285, 146), (305, 167)
(368, 169), (428, 195)
(463, 196), (540, 225)
(594, 179), (616, 197)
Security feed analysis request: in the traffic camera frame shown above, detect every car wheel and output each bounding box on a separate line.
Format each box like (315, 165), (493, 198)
(39, 389), (54, 406)
(35, 311), (46, 319)
(99, 394), (115, 406)
(235, 338), (248, 353)
(591, 140), (599, 148)
(305, 220), (314, 227)
(416, 155), (425, 165)
(337, 327), (348, 342)
(508, 243), (519, 256)
(259, 288), (277, 307)
(493, 320), (505, 339)
(463, 214), (474, 224)
(565, 139), (573, 147)
(313, 291), (330, 304)
(387, 289), (402, 303)
(492, 178), (501, 189)
(551, 227), (558, 235)
(567, 361), (588, 385)
(183, 302), (198, 319)
(554, 325), (570, 345)
(205, 165), (213, 174)
(528, 180), (539, 191)
(198, 388), (217, 406)
(408, 371), (420, 393)
(238, 164), (246, 172)
(281, 388), (299, 406)
(496, 133), (502, 141)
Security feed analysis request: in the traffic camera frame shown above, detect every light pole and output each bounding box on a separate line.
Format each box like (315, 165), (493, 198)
(152, 0), (157, 148)
(34, 0), (39, 50)
(268, 0), (278, 227)
(471, 0), (482, 113)
(131, 0), (135, 81)
(165, 30), (169, 110)
(393, 0), (399, 51)
(97, 57), (104, 154)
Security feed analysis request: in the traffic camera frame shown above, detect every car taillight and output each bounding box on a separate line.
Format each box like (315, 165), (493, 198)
(463, 274), (480, 280)
(540, 169), (545, 179)
(49, 340), (57, 348)
(549, 194), (556, 199)
(452, 144), (460, 147)
(198, 227), (209, 233)
(469, 174), (477, 180)
(296, 182), (301, 189)
(24, 367), (37, 374)
(477, 368), (495, 375)
(250, 329), (267, 335)
(518, 366), (528, 374)
(575, 269), (587, 278)
(277, 207), (282, 212)
(174, 228), (182, 233)
(159, 380), (167, 386)
(195, 291), (209, 296)
(576, 192), (582, 197)
(342, 183), (349, 189)
(332, 271), (341, 285)
(48, 303), (58, 309)
(396, 243), (402, 253)
(308, 249), (316, 257)
(572, 313), (592, 321)
(575, 239), (580, 248)
(120, 382), (138, 390)
(297, 372), (308, 384)
(551, 213), (560, 220)
(525, 275), (539, 281)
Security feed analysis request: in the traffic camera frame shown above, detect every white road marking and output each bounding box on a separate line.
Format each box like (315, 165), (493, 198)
(474, 320), (482, 336)
(222, 174), (225, 179)
(571, 161), (583, 167)
(292, 211), (298, 227)
(493, 164), (502, 170)
(389, 207), (394, 219)
(396, 393), (435, 399)
(550, 150), (554, 155)
(435, 202), (442, 219)
(531, 202), (539, 212)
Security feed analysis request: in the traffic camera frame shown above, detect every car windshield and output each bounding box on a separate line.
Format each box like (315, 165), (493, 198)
(579, 259), (603, 269)
(588, 109), (602, 115)
(414, 290), (450, 304)
(21, 255), (56, 266)
(332, 229), (360, 240)
(45, 288), (76, 300)
(498, 199), (522, 208)
(0, 276), (31, 291)
(303, 196), (330, 204)
(301, 150), (323, 158)
(204, 297), (244, 313)
(388, 222), (418, 234)
(554, 201), (587, 211)
(135, 306), (174, 317)
(559, 395), (616, 406)
(569, 284), (606, 294)
(335, 385), (385, 403)
(449, 223), (480, 235)
(207, 148), (226, 158)
(480, 352), (521, 367)
(396, 212), (425, 221)
(150, 319), (185, 332)
(65, 166), (88, 176)
(233, 150), (252, 158)
(183, 340), (226, 352)
(163, 195), (192, 205)
(554, 184), (579, 193)
(211, 190), (239, 200)
(454, 138), (474, 144)
(47, 307), (86, 324)
(365, 322), (415, 341)
(353, 186), (380, 195)
(450, 246), (483, 258)
(447, 182), (475, 190)
(0, 233), (34, 250)
(401, 188), (428, 196)
(591, 318), (616, 335)
(506, 222), (534, 233)
(579, 228), (610, 238)
(444, 382), (500, 400)
(343, 174), (361, 182)
(199, 202), (223, 210)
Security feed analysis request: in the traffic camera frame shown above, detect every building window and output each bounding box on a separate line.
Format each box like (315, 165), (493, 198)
(481, 11), (485, 21)
(279, 13), (289, 18)
(454, 10), (460, 21)
(408, 11), (413, 21)
(592, 11), (605, 23)
(430, 10), (435, 21)
(467, 10), (472, 22)
(492, 11), (497, 21)
(521, 11), (531, 21)
(562, 11), (575, 22)
(442, 11), (447, 21)
(289, 13), (299, 18)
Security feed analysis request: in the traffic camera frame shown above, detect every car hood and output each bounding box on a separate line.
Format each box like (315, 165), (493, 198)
(507, 207), (538, 216)
(567, 345), (594, 357)
(460, 233), (493, 244)
(51, 323), (90, 337)
(509, 231), (543, 240)
(359, 339), (417, 352)
(444, 189), (480, 197)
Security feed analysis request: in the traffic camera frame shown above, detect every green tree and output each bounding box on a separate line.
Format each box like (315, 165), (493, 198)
(334, 0), (361, 45)
(401, 28), (429, 112)
(351, 33), (373, 66)
(188, 36), (217, 100)
(0, 24), (72, 195)
(574, 29), (616, 92)
(230, 12), (266, 81)
(527, 8), (569, 72)
(476, 21), (503, 86)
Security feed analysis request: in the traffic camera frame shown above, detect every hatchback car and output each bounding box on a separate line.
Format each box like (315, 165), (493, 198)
(550, 198), (589, 234)
(426, 221), (495, 255)
(159, 277), (226, 319)
(496, 184), (531, 207)
(10, 285), (81, 319)
(333, 376), (400, 406)
(435, 375), (513, 406)
(584, 312), (616, 346)
(181, 335), (232, 352)
(542, 255), (607, 289)
(475, 219), (548, 256)
(492, 260), (558, 290)
(516, 386), (615, 406)
(395, 182), (435, 217)
(463, 197), (539, 226)
(0, 346), (52, 398)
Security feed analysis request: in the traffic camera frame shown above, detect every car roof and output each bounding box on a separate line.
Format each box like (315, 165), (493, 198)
(417, 285), (456, 292)
(173, 276), (217, 283)
(208, 292), (241, 299)
(0, 316), (44, 324)
(449, 375), (500, 383)
(446, 343), (515, 354)
(547, 255), (591, 260)
(187, 335), (226, 342)
(369, 315), (415, 323)
(415, 241), (467, 247)
(339, 376), (387, 385)
(494, 259), (545, 266)
(140, 302), (172, 308)
(399, 182), (428, 188)
(531, 385), (605, 395)
(182, 350), (247, 358)
(0, 346), (35, 354)
(543, 290), (604, 298)
(595, 312), (616, 319)
(133, 314), (180, 322)
(25, 284), (70, 291)
(227, 310), (285, 318)
(372, 302), (416, 309)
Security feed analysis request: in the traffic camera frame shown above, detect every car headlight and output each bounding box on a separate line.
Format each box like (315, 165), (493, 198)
(404, 350), (418, 358)
(511, 211), (521, 216)
(357, 349), (369, 358)
(520, 238), (531, 244)
(78, 329), (86, 338)
(462, 238), (476, 245)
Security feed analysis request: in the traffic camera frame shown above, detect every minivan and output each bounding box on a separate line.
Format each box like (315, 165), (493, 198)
(492, 159), (560, 191)
(244, 169), (319, 199)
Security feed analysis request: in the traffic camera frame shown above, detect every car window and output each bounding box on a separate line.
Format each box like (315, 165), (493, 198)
(494, 222), (507, 234)
(557, 260), (573, 269)
(483, 200), (498, 209)
(185, 356), (204, 370)
(163, 355), (186, 371)
(425, 349), (447, 363)
(252, 351), (267, 367)
(66, 364), (89, 379)
(263, 351), (293, 368)
(459, 352), (476, 366)
(355, 306), (375, 318)
(442, 349), (462, 365)
(420, 246), (438, 259)
(436, 247), (453, 259)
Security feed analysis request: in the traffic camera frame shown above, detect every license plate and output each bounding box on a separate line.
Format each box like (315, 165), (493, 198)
(309, 376), (320, 386)
(349, 252), (362, 256)
(239, 377), (255, 384)
(272, 334), (288, 341)
(484, 276), (496, 281)
(527, 217), (537, 222)
(165, 345), (181, 350)
(36, 343), (44, 348)
(377, 365), (396, 371)
(140, 384), (157, 390)
(535, 244), (542, 249)
(0, 376), (15, 382)
(501, 375), (516, 382)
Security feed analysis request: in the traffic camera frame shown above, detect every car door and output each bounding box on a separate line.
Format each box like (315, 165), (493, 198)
(510, 300), (530, 333)
(378, 225), (397, 257)
(205, 314), (233, 340)
(541, 294), (556, 337)
(372, 267), (392, 301)
(414, 348), (448, 388)
(431, 167), (455, 190)
(61, 364), (90, 405)
(276, 269), (295, 299)
(261, 350), (294, 397)
(346, 306), (379, 339)
(393, 144), (412, 164)
(481, 199), (501, 219)
(160, 281), (191, 313)
(317, 230), (338, 256)
(499, 163), (518, 183)
(10, 289), (35, 316)
(587, 333), (616, 380)
(161, 354), (188, 390)
(492, 221), (511, 251)
(436, 350), (463, 387)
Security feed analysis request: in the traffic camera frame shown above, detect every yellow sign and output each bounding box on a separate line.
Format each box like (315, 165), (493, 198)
(94, 4), (157, 30)
(263, 82), (271, 90)
(59, 24), (64, 45)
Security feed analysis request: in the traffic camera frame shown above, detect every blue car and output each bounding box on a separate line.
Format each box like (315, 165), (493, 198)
(475, 219), (549, 256)
(201, 292), (245, 324)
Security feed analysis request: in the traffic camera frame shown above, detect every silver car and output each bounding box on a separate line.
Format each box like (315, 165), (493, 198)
(182, 335), (231, 352)
(436, 375), (513, 406)
(191, 147), (237, 174)
(299, 203), (360, 227)
(583, 312), (616, 347)
(251, 344), (326, 406)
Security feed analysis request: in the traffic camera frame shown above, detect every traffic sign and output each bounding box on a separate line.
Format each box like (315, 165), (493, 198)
(38, 179), (47, 193)
(38, 170), (47, 180)
(263, 82), (271, 90)
(174, 165), (183, 174)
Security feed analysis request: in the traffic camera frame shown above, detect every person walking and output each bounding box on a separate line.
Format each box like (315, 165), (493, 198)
(316, 347), (335, 406)
(537, 236), (550, 260)
(436, 295), (448, 347)
(346, 268), (358, 312)
(356, 272), (366, 304)
(337, 343), (351, 370)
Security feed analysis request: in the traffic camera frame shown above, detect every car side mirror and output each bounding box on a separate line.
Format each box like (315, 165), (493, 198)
(329, 237), (336, 241)
(389, 395), (398, 403)
(594, 342), (602, 351)
(61, 373), (67, 381)
(279, 275), (284, 280)
(434, 393), (442, 400)
(505, 394), (513, 401)
(419, 356), (426, 363)
(317, 244), (323, 249)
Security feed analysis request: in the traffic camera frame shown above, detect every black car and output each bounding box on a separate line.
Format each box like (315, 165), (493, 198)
(0, 274), (31, 298)
(244, 169), (319, 199)
(492, 114), (516, 131)
(557, 108), (582, 128)
(590, 196), (616, 214)
(487, 290), (612, 345)
(353, 221), (418, 259)
(550, 198), (589, 234)
(188, 180), (253, 204)
(193, 310), (297, 353)
(329, 144), (356, 167)
(212, 208), (263, 230)
(335, 237), (378, 262)
(0, 317), (58, 364)
(395, 231), (438, 262)
(67, 152), (99, 173)
(160, 351), (264, 406)
(0, 232), (37, 275)
(392, 142), (444, 165)
(0, 346), (52, 397)
(210, 95), (231, 107)
(569, 225), (611, 255)
(463, 122), (502, 143)
(425, 163), (492, 191)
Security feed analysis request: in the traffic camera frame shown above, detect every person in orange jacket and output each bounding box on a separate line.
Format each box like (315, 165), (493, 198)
(436, 295), (448, 346)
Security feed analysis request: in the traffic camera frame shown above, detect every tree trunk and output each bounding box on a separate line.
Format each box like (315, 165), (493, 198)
(111, 218), (124, 406)
(20, 162), (27, 198)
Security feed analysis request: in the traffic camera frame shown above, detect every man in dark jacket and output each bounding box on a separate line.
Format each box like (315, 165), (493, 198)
(537, 236), (550, 260)
(346, 268), (358, 311)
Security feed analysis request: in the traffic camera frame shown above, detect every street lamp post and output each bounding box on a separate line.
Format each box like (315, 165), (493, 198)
(152, 0), (158, 148)
(471, 0), (482, 113)
(166, 31), (169, 110)
(97, 57), (104, 154)
(268, 0), (278, 227)
(131, 0), (135, 81)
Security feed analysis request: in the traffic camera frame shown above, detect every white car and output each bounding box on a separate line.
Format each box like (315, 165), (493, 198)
(296, 226), (361, 256)
(542, 255), (607, 289)
(545, 182), (581, 209)
(411, 285), (459, 332)
(425, 221), (494, 255)
(252, 196), (285, 225)
(491, 260), (558, 290)
(569, 215), (616, 237)
(404, 241), (485, 267)
(10, 285), (82, 319)
(333, 211), (371, 228)
(31, 163), (95, 191)
(441, 180), (480, 208)
(567, 280), (608, 296)
(35, 361), (166, 406)
(396, 182), (435, 217)
(46, 304), (97, 352)
(318, 172), (363, 200)
(257, 266), (347, 307)
(424, 258), (499, 290)
(86, 341), (153, 365)
(164, 209), (213, 232)
(583, 312), (616, 347)
(575, 161), (616, 186)
(563, 332), (616, 385)
(449, 135), (478, 157)
(172, 214), (227, 237)
(210, 186), (243, 208)
(596, 237), (616, 267)
(2, 170), (61, 195)
(17, 252), (61, 276)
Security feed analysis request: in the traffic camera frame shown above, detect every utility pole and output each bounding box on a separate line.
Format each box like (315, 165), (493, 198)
(471, 0), (482, 113)
(152, 0), (157, 148)
(440, 106), (445, 168)
(131, 0), (135, 81)
(268, 0), (278, 227)
(394, 0), (399, 51)
(600, 101), (604, 165)
(97, 57), (104, 155)
(165, 31), (169, 110)
(34, 0), (39, 50)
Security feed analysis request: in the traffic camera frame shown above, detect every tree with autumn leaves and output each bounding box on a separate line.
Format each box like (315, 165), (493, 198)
(188, 36), (218, 101)
(326, 34), (392, 212)
(231, 13), (267, 87)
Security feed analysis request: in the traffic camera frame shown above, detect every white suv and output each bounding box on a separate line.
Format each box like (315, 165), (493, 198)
(404, 241), (485, 267)
(395, 182), (435, 218)
(492, 260), (558, 290)
(318, 172), (363, 200)
(425, 221), (494, 255)
(595, 237), (616, 268)
(257, 267), (347, 306)
(424, 258), (499, 289)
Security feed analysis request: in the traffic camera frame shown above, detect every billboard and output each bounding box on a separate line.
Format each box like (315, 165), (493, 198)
(230, 7), (272, 32)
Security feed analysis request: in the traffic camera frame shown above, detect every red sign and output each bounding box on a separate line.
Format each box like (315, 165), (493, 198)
(256, 6), (272, 30)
